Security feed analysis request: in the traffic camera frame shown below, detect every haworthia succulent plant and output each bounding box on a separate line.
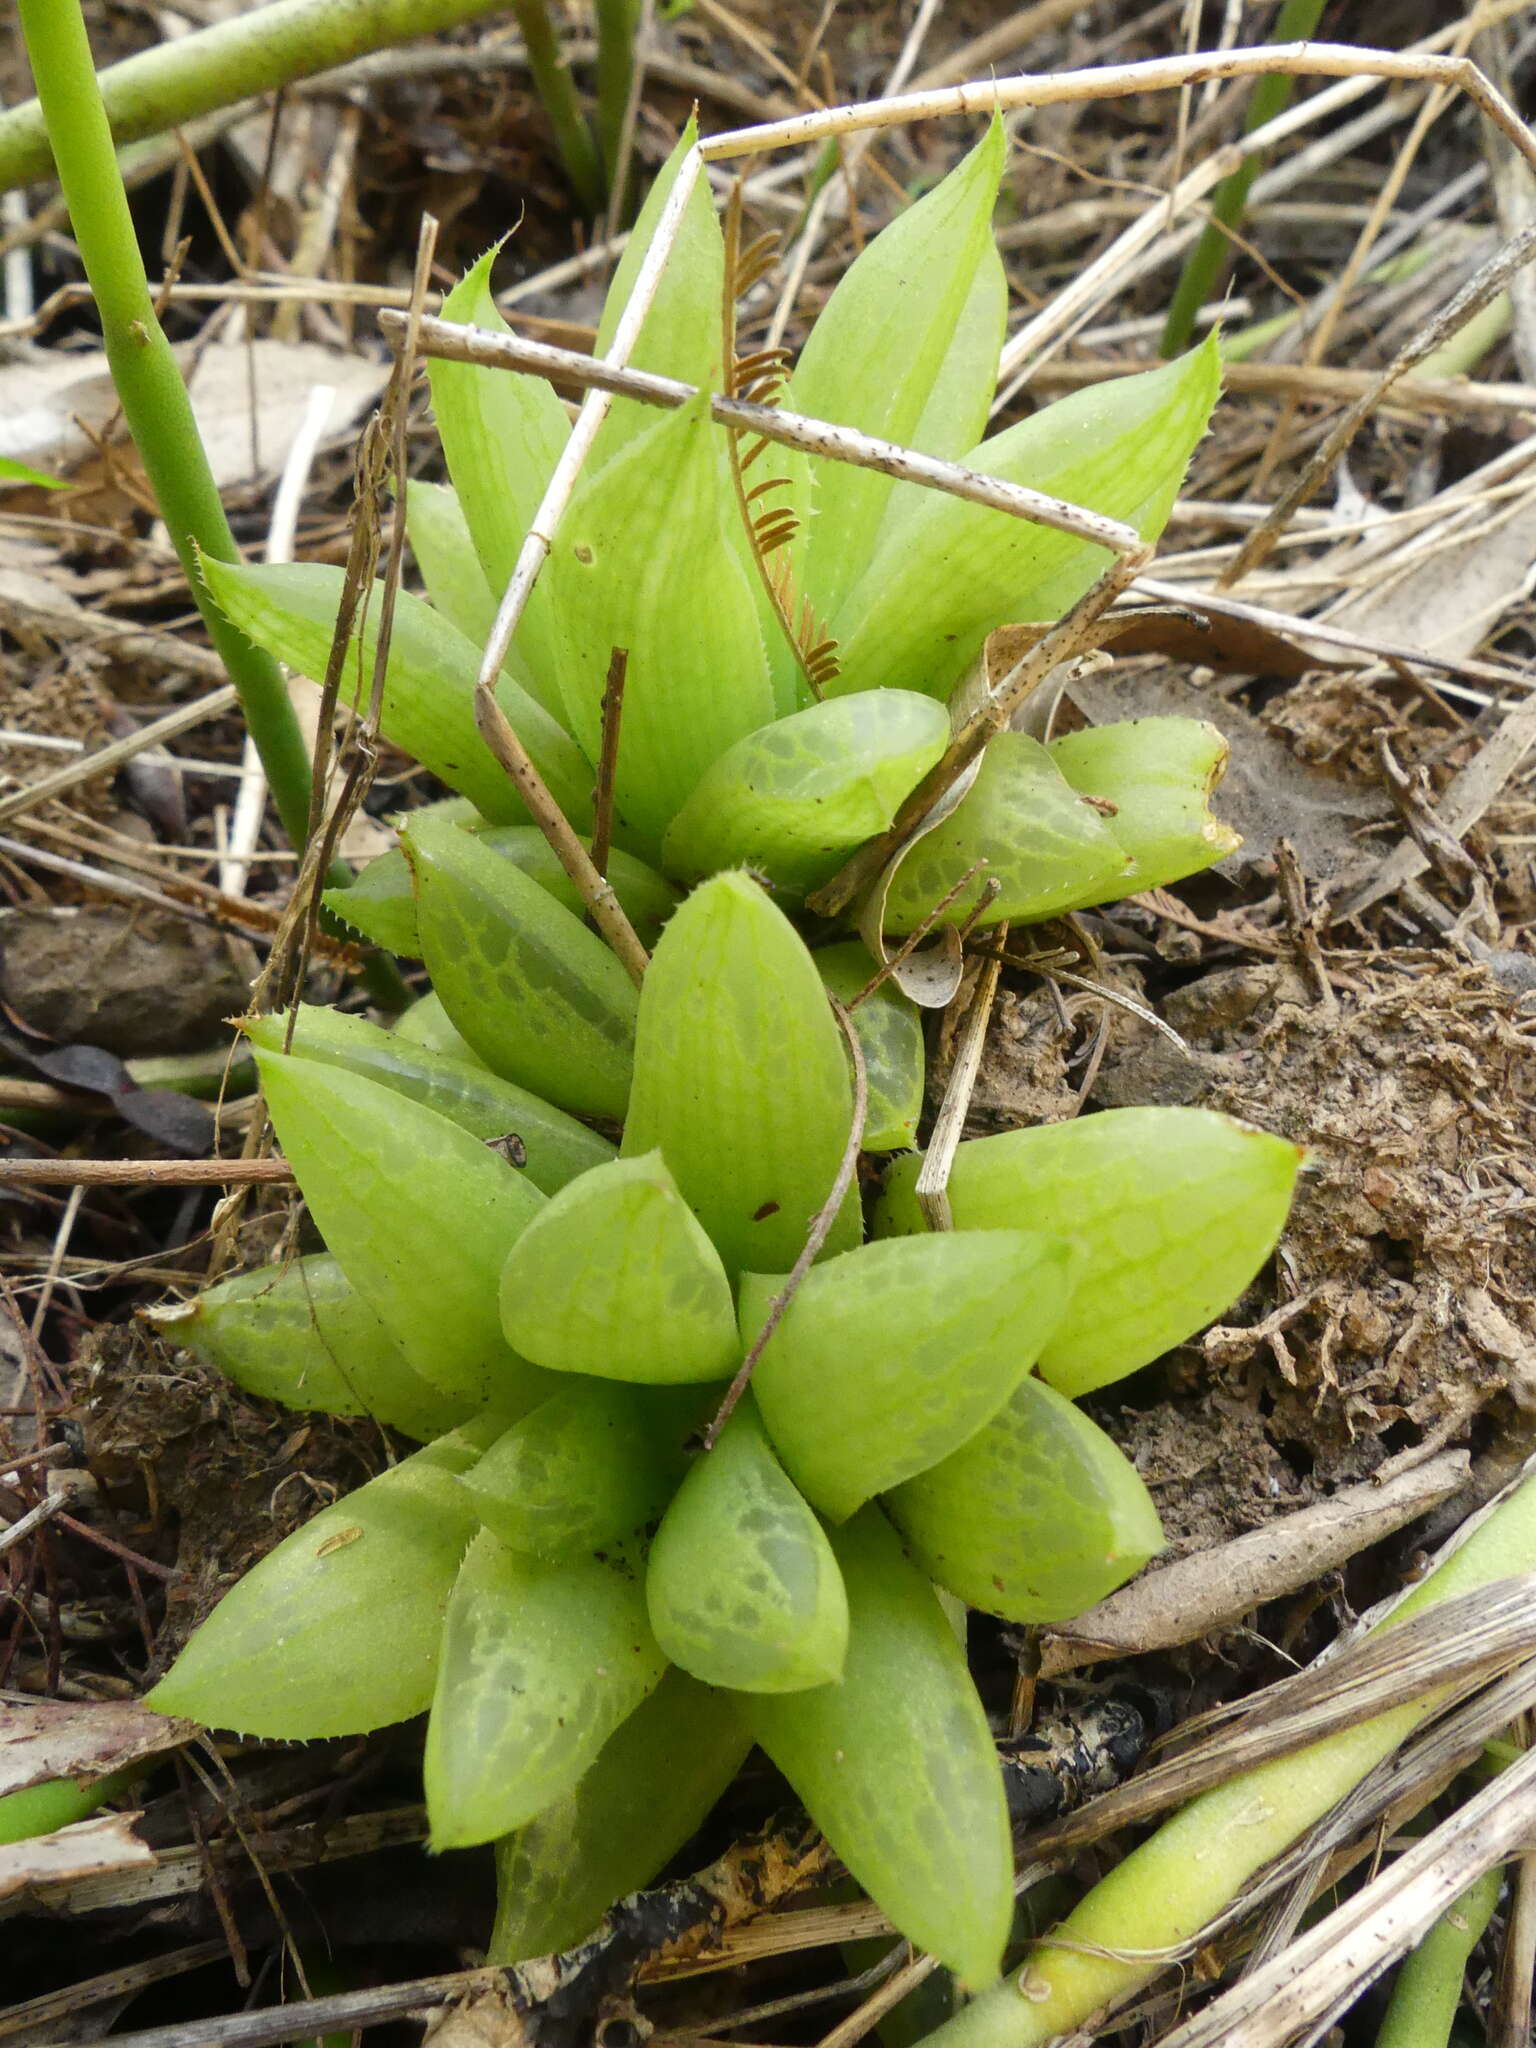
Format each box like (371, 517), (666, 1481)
(405, 810), (638, 1121)
(423, 1530), (666, 1848)
(813, 942), (924, 1152)
(246, 1006), (615, 1194)
(785, 118), (1007, 624)
(752, 1507), (1013, 1989)
(590, 121), (725, 464)
(545, 391), (774, 855)
(739, 1230), (1077, 1522)
(404, 480), (499, 651)
(830, 335), (1223, 700)
(463, 1381), (691, 1561)
(148, 1253), (472, 1442)
(623, 871), (860, 1274)
(887, 1372), (1165, 1622)
(1048, 715), (1242, 895)
(147, 1433), (488, 1738)
(645, 1400), (849, 1692)
(489, 1670), (752, 1961)
(876, 1107), (1303, 1396)
(427, 248), (569, 711)
(200, 557), (591, 829)
(660, 691), (949, 895)
(325, 823), (678, 960)
(253, 1047), (549, 1409)
(876, 732), (1131, 934)
(499, 1152), (740, 1383)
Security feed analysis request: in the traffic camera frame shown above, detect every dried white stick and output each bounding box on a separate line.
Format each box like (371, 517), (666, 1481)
(0, 682), (238, 826)
(700, 44), (1536, 174)
(382, 313), (1143, 558)
(915, 934), (1006, 1232)
(220, 381), (335, 898)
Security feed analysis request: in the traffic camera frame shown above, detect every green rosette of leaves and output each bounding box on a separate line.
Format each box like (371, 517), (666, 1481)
(142, 118), (1310, 1986)
(202, 121), (1234, 941)
(150, 870), (1302, 1981)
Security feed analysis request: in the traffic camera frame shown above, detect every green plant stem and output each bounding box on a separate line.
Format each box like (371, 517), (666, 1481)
(0, 0), (522, 193)
(16, 0), (315, 856)
(594, 0), (641, 196)
(1373, 1861), (1502, 2048)
(0, 1769), (132, 1845)
(915, 1464), (1536, 2048)
(1159, 0), (1327, 357)
(509, 0), (604, 215)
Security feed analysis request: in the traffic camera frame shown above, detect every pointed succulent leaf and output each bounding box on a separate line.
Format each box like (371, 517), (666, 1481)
(322, 846), (431, 957)
(622, 872), (859, 1275)
(660, 691), (949, 895)
(405, 480), (499, 649)
(831, 334), (1222, 700)
(887, 1373), (1165, 1622)
(394, 990), (480, 1064)
(591, 121), (723, 461)
(786, 118), (1007, 619)
(476, 828), (681, 942)
(490, 1669), (752, 1961)
(875, 1107), (1303, 1396)
(325, 824), (679, 959)
(254, 1047), (549, 1408)
(246, 1007), (614, 1195)
(201, 557), (592, 829)
(752, 1507), (1012, 1987)
(500, 1152), (739, 1383)
(428, 248), (569, 709)
(646, 1401), (848, 1692)
(903, 237), (1008, 482)
(546, 392), (774, 854)
(739, 1230), (1076, 1522)
(148, 1252), (472, 1441)
(464, 1381), (688, 1559)
(878, 732), (1131, 935)
(405, 810), (637, 1120)
(423, 1529), (666, 1848)
(813, 942), (923, 1152)
(146, 1436), (484, 1737)
(1049, 716), (1241, 896)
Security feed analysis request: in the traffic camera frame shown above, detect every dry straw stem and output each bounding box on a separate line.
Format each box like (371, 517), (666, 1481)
(1225, 211), (1536, 583)
(914, 930), (1008, 1233)
(0, 683), (238, 826)
(1032, 1574), (1536, 1861)
(1156, 1741), (1536, 2047)
(1040, 1450), (1472, 1677)
(0, 1160), (294, 1187)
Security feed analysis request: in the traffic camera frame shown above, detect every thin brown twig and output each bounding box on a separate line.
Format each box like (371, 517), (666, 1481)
(703, 1002), (868, 1446)
(809, 547), (1150, 920)
(0, 1159), (294, 1187)
(915, 925), (1008, 1232)
(590, 647), (629, 881)
(844, 861), (990, 1011)
(1224, 214), (1536, 584)
(382, 313), (1143, 561)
